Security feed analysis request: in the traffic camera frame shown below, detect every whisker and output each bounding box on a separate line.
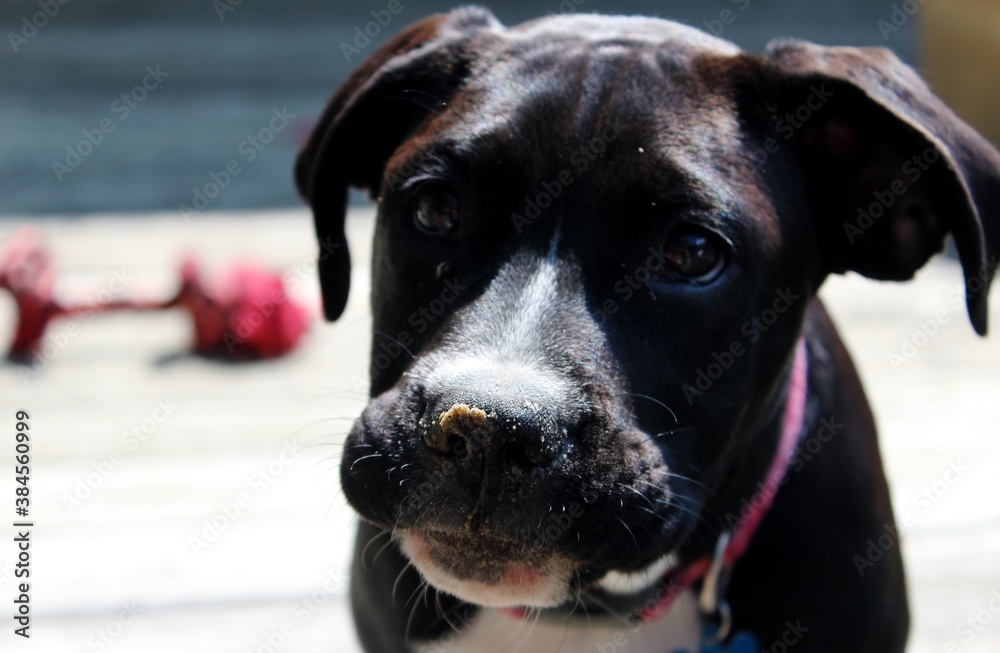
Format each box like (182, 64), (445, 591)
(434, 589), (462, 632)
(372, 328), (416, 360)
(372, 533), (400, 566)
(403, 578), (430, 649)
(652, 424), (730, 439)
(400, 568), (426, 609)
(617, 482), (657, 511)
(361, 528), (391, 564)
(615, 516), (641, 555)
(516, 607), (543, 651)
(577, 587), (633, 626)
(627, 392), (679, 422)
(349, 453), (384, 470)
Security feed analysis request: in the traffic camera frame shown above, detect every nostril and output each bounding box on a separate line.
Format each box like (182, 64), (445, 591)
(422, 402), (488, 458)
(503, 428), (560, 469)
(450, 436), (469, 459)
(422, 426), (463, 455)
(421, 428), (470, 459)
(503, 440), (542, 469)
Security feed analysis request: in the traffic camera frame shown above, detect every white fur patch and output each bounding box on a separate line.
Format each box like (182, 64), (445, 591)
(597, 555), (679, 595)
(415, 236), (577, 405)
(436, 589), (702, 653)
(399, 532), (573, 608)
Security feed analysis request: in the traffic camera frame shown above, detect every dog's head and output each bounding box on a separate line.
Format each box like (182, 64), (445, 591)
(297, 8), (998, 609)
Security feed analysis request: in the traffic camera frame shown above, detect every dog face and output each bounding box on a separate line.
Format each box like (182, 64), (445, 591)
(297, 9), (997, 609)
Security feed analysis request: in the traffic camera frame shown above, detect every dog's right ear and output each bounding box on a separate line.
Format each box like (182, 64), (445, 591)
(295, 7), (500, 320)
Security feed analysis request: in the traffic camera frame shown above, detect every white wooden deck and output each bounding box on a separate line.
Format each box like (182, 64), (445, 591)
(0, 209), (997, 652)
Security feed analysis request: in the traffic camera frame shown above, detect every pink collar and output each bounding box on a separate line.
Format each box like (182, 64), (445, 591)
(638, 337), (809, 622)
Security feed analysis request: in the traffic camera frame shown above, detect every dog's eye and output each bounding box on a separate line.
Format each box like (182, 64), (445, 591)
(660, 226), (727, 283)
(413, 186), (460, 237)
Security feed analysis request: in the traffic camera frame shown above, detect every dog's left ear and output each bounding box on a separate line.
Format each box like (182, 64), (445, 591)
(295, 8), (501, 320)
(759, 40), (999, 335)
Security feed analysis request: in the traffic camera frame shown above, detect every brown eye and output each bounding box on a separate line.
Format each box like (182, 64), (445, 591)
(661, 226), (727, 283)
(413, 186), (459, 237)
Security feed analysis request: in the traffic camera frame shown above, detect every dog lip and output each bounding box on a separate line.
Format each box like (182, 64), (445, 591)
(407, 528), (554, 578)
(414, 528), (533, 560)
(401, 528), (573, 607)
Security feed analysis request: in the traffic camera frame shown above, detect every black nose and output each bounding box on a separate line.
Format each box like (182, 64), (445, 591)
(420, 383), (570, 474)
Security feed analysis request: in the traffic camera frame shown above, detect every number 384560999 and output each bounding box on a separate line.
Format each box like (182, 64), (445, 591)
(15, 410), (31, 513)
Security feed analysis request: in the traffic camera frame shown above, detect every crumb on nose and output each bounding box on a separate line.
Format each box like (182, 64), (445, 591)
(439, 402), (489, 431)
(424, 403), (492, 453)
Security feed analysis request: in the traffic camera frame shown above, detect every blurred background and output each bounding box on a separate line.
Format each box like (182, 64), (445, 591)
(1, 1), (999, 652)
(3, 0), (999, 216)
(0, 0), (943, 217)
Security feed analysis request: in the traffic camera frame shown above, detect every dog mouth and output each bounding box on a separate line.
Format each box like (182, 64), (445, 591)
(343, 381), (694, 609)
(398, 528), (681, 610)
(398, 529), (577, 608)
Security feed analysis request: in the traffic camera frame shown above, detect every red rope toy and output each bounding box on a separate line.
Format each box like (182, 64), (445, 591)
(0, 228), (311, 364)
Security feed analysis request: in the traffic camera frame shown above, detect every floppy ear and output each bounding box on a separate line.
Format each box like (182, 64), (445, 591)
(295, 7), (500, 320)
(761, 40), (999, 335)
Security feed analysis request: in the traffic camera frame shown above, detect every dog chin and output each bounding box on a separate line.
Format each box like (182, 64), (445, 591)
(398, 530), (573, 608)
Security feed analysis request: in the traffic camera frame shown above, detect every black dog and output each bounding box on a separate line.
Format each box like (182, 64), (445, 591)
(295, 8), (998, 652)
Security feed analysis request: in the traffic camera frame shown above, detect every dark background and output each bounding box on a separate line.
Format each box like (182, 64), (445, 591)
(0, 0), (920, 217)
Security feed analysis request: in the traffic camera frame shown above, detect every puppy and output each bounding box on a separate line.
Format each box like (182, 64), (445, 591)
(295, 8), (998, 652)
